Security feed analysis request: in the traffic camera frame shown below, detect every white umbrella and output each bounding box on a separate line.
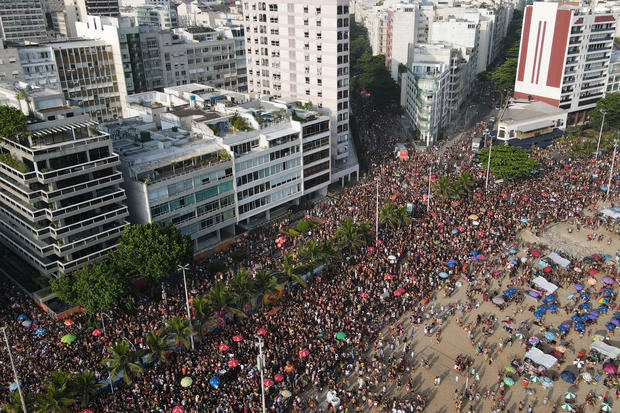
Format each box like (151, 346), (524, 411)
(572, 359), (584, 368)
(581, 371), (592, 382)
(600, 403), (611, 412)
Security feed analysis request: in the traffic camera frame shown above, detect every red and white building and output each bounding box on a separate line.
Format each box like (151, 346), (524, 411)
(514, 2), (617, 123)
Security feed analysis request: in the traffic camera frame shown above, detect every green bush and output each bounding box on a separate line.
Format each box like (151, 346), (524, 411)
(0, 152), (30, 173)
(230, 114), (252, 132)
(0, 105), (27, 140)
(139, 131), (151, 142)
(295, 220), (318, 233)
(287, 228), (300, 236)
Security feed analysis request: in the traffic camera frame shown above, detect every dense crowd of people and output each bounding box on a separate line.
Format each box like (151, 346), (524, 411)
(0, 93), (618, 412)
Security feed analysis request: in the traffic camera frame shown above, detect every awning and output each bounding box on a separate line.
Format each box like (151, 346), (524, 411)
(547, 252), (570, 268)
(525, 347), (558, 369)
(532, 276), (558, 294)
(591, 340), (620, 359)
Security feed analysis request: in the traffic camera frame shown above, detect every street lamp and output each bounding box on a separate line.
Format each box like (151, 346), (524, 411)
(375, 177), (379, 243)
(596, 109), (608, 161)
(178, 264), (195, 350)
(605, 140), (618, 203)
(100, 311), (112, 336)
(256, 336), (267, 413)
(427, 166), (432, 212)
(1, 327), (27, 413)
(102, 347), (114, 394)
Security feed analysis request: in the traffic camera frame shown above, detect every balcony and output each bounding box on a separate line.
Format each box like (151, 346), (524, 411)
(50, 206), (128, 239)
(38, 154), (120, 183)
(48, 190), (126, 221)
(53, 224), (127, 256)
(43, 172), (123, 202)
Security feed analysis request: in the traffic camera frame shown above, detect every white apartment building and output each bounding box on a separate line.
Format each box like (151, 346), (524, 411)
(386, 3), (417, 82)
(0, 40), (23, 83)
(0, 82), (128, 278)
(241, 0), (358, 186)
(367, 8), (388, 56)
(18, 45), (61, 91)
(119, 4), (178, 29)
(0, 0), (48, 43)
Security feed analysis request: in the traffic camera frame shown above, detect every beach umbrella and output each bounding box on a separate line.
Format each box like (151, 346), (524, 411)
(384, 274), (393, 280)
(580, 315), (590, 322)
(256, 327), (267, 336)
(602, 362), (618, 374)
(438, 272), (449, 279)
(560, 403), (574, 412)
(548, 304), (557, 311)
(541, 376), (553, 388)
(574, 284), (583, 291)
(560, 370), (576, 383)
(533, 312), (543, 318)
(34, 328), (46, 335)
(545, 332), (555, 340)
(264, 378), (274, 387)
(468, 214), (478, 220)
(542, 296), (555, 304)
(505, 365), (516, 373)
(280, 390), (292, 398)
(9, 381), (21, 391)
(451, 229), (458, 234)
(528, 336), (540, 345)
(298, 349), (309, 357)
(17, 314), (26, 321)
(232, 335), (243, 342)
(472, 221), (480, 226)
(599, 305), (609, 313)
(580, 303), (591, 310)
(572, 359), (584, 368)
(592, 334), (605, 341)
(180, 377), (193, 388)
(274, 373), (284, 382)
(615, 312), (620, 318)
(446, 261), (456, 267)
(64, 319), (74, 326)
(80, 410), (94, 413)
(529, 375), (541, 383)
(571, 315), (581, 322)
(589, 311), (600, 319)
(172, 406), (184, 413)
(394, 288), (406, 296)
(219, 343), (229, 351)
(92, 329), (102, 336)
(602, 276), (614, 284)
(531, 250), (541, 257)
(575, 323), (585, 331)
(492, 296), (505, 305)
(336, 332), (347, 340)
(515, 332), (524, 340)
(588, 277), (597, 285)
(599, 297), (610, 304)
(558, 325), (568, 332)
(509, 248), (517, 254)
(543, 266), (552, 273)
(580, 292), (590, 300)
(564, 392), (576, 400)
(209, 377), (220, 387)
(503, 377), (514, 386)
(284, 364), (294, 372)
(21, 320), (31, 327)
(537, 305), (547, 313)
(600, 403), (612, 412)
(602, 288), (613, 295)
(588, 268), (599, 275)
(360, 292), (369, 298)
(60, 334), (76, 343)
(227, 359), (239, 368)
(582, 372), (592, 382)
(566, 294), (575, 300)
(521, 218), (529, 223)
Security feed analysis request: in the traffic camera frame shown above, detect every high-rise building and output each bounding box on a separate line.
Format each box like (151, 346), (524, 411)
(514, 2), (617, 123)
(0, 0), (48, 43)
(241, 0), (358, 187)
(386, 4), (417, 82)
(0, 82), (128, 278)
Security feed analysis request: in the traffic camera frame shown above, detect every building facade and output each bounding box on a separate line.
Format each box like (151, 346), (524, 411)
(241, 0), (358, 186)
(514, 2), (617, 122)
(0, 0), (48, 43)
(0, 83), (128, 277)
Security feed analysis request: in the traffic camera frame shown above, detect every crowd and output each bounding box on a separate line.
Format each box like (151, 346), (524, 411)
(0, 93), (618, 413)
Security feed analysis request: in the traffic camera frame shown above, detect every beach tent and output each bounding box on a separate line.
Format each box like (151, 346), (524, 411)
(591, 340), (620, 359)
(547, 252), (570, 269)
(525, 347), (558, 369)
(532, 276), (559, 294)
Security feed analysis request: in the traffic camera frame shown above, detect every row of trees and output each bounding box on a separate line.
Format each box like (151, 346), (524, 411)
(433, 171), (476, 199)
(51, 223), (194, 313)
(479, 145), (539, 180)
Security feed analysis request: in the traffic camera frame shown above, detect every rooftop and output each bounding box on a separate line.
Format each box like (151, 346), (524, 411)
(500, 99), (567, 126)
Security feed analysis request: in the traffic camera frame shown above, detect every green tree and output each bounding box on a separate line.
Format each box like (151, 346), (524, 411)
(102, 341), (144, 385)
(490, 58), (517, 93)
(433, 175), (453, 198)
(228, 269), (257, 309)
(2, 391), (35, 413)
(458, 171), (475, 194)
(50, 259), (128, 314)
(190, 295), (212, 339)
(204, 281), (246, 321)
(165, 316), (194, 349)
(379, 203), (412, 229)
(113, 223), (193, 285)
(0, 105), (27, 140)
(34, 371), (75, 413)
(297, 239), (324, 267)
(335, 217), (367, 252)
(69, 371), (101, 408)
(272, 252), (307, 287)
(590, 92), (620, 131)
(252, 271), (278, 305)
(145, 331), (170, 363)
(479, 145), (539, 180)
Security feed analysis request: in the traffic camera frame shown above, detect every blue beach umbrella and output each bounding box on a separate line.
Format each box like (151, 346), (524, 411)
(439, 272), (449, 279)
(580, 292), (590, 300)
(446, 261), (456, 267)
(571, 315), (581, 322)
(9, 382), (21, 391)
(575, 323), (585, 331)
(209, 377), (220, 387)
(589, 311), (599, 320)
(605, 323), (616, 331)
(533, 312), (543, 318)
(558, 325), (568, 332)
(545, 332), (555, 340)
(580, 303), (591, 310)
(509, 248), (517, 254)
(34, 328), (46, 335)
(599, 305), (609, 313)
(548, 304), (557, 311)
(17, 314), (26, 321)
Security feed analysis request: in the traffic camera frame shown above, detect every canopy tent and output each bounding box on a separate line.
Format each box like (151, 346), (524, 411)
(600, 209), (620, 219)
(525, 347), (558, 369)
(591, 340), (620, 359)
(532, 276), (559, 294)
(547, 252), (570, 269)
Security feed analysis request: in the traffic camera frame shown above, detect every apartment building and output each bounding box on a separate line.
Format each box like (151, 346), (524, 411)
(0, 82), (128, 278)
(514, 2), (617, 123)
(18, 44), (61, 91)
(0, 0), (48, 43)
(0, 40), (24, 83)
(241, 0), (358, 186)
(386, 4), (417, 82)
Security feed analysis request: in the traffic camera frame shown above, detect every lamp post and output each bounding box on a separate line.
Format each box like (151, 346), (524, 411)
(596, 109), (608, 161)
(178, 264), (194, 351)
(375, 177), (379, 243)
(427, 166), (431, 212)
(102, 347), (114, 394)
(1, 327), (27, 413)
(605, 140), (618, 203)
(256, 337), (267, 413)
(100, 311), (112, 336)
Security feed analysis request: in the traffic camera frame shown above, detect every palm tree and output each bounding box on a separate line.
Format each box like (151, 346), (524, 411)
(458, 171), (475, 194)
(145, 330), (170, 363)
(379, 203), (399, 229)
(165, 316), (194, 349)
(204, 281), (246, 322)
(272, 252), (306, 287)
(228, 269), (257, 309)
(297, 239), (324, 267)
(2, 391), (35, 413)
(34, 381), (75, 413)
(69, 370), (101, 408)
(433, 175), (453, 198)
(50, 369), (71, 390)
(252, 271), (278, 306)
(358, 221), (372, 244)
(190, 295), (213, 339)
(335, 217), (366, 251)
(319, 240), (338, 263)
(101, 341), (144, 385)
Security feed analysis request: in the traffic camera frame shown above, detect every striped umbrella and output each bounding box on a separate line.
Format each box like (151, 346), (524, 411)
(560, 403), (574, 412)
(529, 375), (541, 383)
(564, 392), (576, 400)
(600, 403), (611, 412)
